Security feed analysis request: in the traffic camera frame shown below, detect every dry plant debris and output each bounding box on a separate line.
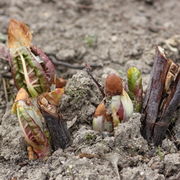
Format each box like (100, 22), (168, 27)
(141, 46), (180, 146)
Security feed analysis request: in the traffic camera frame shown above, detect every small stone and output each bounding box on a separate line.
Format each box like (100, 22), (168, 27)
(111, 36), (117, 43)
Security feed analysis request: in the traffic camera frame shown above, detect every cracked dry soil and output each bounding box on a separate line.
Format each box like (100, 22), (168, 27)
(0, 0), (180, 180)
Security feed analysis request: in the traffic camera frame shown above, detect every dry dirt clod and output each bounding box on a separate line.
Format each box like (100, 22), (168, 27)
(59, 70), (102, 124)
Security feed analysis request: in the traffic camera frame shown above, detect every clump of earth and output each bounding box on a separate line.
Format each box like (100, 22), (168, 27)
(0, 0), (180, 180)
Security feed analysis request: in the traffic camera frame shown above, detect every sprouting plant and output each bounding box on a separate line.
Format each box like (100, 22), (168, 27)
(90, 72), (133, 132)
(7, 19), (55, 97)
(104, 74), (134, 126)
(84, 35), (97, 48)
(12, 88), (51, 159)
(156, 146), (165, 160)
(127, 67), (143, 112)
(8, 19), (70, 160)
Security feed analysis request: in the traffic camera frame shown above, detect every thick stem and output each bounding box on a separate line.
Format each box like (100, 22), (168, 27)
(153, 72), (180, 145)
(141, 47), (171, 141)
(141, 46), (179, 145)
(40, 111), (71, 150)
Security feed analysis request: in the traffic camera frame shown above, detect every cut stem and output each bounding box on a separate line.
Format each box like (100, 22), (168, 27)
(141, 46), (180, 145)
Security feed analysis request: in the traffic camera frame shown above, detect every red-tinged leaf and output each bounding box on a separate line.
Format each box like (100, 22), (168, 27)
(30, 45), (55, 82)
(7, 19), (56, 97)
(15, 99), (51, 159)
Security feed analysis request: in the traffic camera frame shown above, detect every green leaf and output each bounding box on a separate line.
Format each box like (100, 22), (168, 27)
(127, 67), (143, 112)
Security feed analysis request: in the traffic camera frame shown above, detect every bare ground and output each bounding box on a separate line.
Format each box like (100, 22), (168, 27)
(0, 0), (180, 180)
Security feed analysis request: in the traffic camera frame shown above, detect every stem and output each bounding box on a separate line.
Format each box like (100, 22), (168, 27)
(141, 46), (180, 145)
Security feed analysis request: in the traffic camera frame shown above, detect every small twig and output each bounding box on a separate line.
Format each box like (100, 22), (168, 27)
(85, 64), (105, 97)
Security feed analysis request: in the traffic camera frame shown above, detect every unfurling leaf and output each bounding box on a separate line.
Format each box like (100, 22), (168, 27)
(30, 45), (56, 84)
(10, 47), (51, 97)
(12, 88), (29, 114)
(105, 74), (133, 126)
(110, 89), (133, 126)
(7, 19), (55, 97)
(8, 19), (69, 160)
(127, 67), (143, 112)
(13, 88), (51, 159)
(93, 74), (133, 132)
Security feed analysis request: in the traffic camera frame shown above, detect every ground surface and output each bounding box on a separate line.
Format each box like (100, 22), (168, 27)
(0, 0), (180, 180)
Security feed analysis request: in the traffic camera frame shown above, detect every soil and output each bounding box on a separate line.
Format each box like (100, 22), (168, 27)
(0, 0), (180, 180)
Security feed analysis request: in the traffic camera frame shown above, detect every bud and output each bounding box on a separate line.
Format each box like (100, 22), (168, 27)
(93, 103), (113, 132)
(127, 67), (143, 112)
(105, 74), (133, 127)
(105, 74), (123, 96)
(93, 73), (133, 132)
(13, 88), (51, 159)
(7, 19), (55, 97)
